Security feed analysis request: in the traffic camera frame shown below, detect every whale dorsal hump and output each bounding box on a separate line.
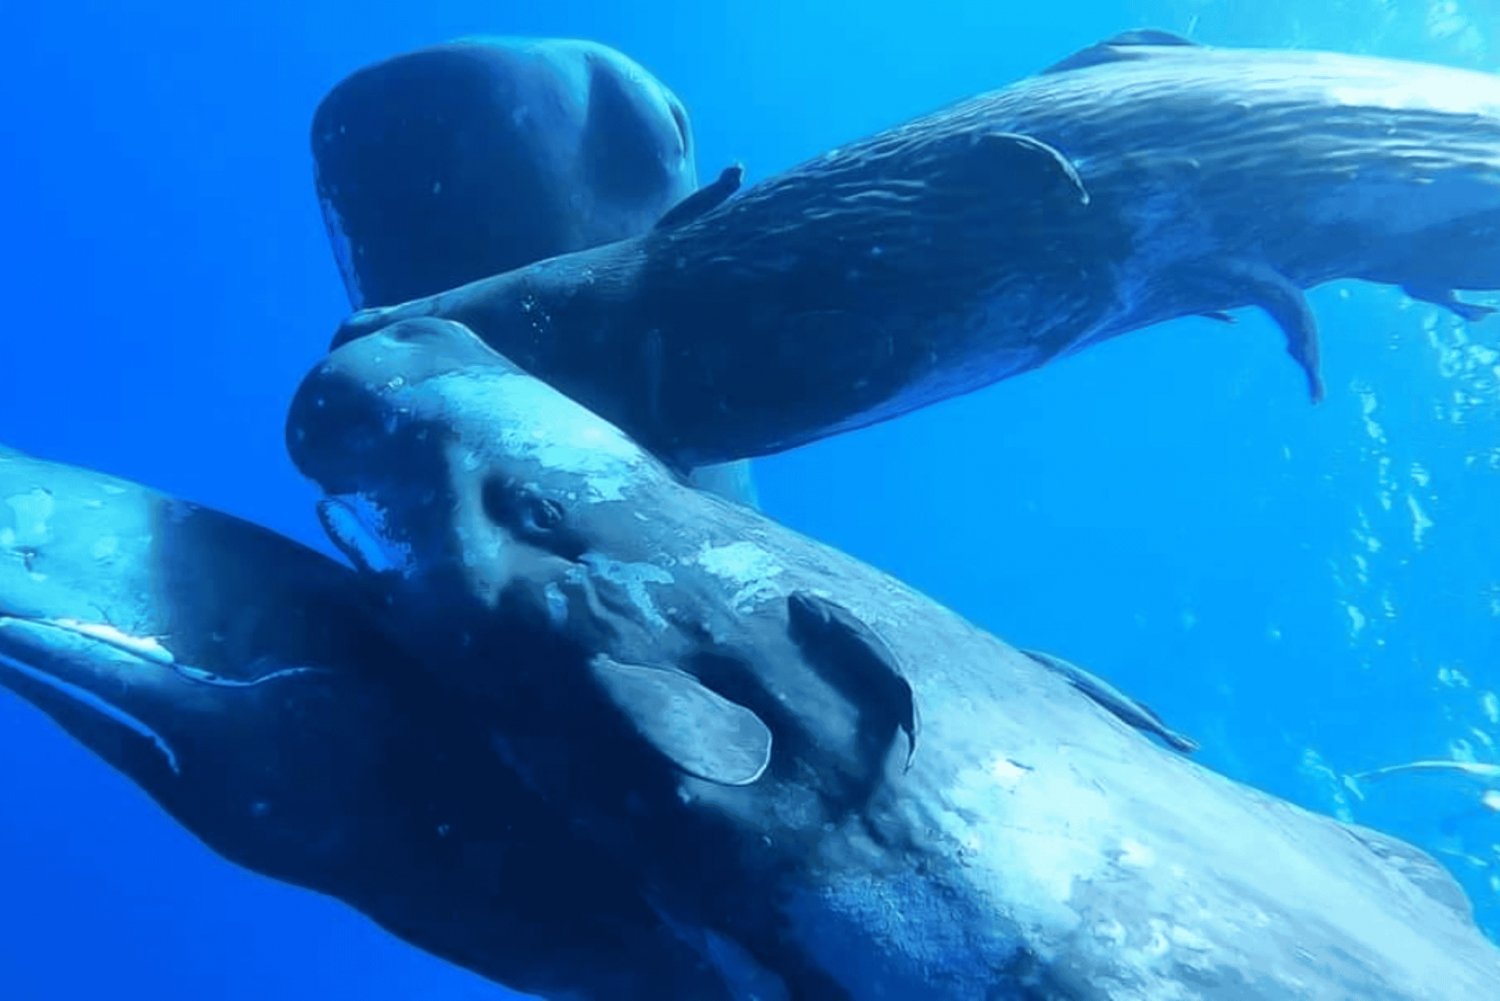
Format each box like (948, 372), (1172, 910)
(654, 163), (745, 231)
(1042, 29), (1200, 74)
(589, 655), (772, 786)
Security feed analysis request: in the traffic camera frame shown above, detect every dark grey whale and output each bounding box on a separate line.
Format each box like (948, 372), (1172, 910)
(0, 445), (738, 1000)
(287, 318), (1500, 999)
(335, 32), (1500, 467)
(313, 36), (758, 507)
(313, 37), (698, 310)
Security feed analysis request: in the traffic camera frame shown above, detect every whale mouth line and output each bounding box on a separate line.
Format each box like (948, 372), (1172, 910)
(0, 614), (333, 777)
(0, 614), (330, 689)
(316, 494), (415, 578)
(16, 615), (176, 664)
(0, 615), (183, 775)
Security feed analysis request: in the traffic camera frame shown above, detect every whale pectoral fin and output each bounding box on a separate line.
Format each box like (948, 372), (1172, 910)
(1022, 648), (1199, 754)
(1198, 310), (1237, 324)
(1043, 29), (1201, 74)
(654, 164), (745, 231)
(1402, 284), (1498, 323)
(589, 655), (772, 786)
(1221, 260), (1324, 403)
(786, 592), (919, 770)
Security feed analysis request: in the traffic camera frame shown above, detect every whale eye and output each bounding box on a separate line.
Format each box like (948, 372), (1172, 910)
(482, 478), (585, 559)
(522, 496), (565, 535)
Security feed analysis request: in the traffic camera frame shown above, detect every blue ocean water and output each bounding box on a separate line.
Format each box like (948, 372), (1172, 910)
(1, 1), (1497, 997)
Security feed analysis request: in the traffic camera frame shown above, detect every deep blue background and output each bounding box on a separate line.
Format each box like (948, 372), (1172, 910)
(2, 1), (1499, 997)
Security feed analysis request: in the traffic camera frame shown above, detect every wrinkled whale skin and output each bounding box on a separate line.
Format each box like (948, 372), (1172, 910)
(0, 445), (740, 1001)
(289, 322), (1500, 1000)
(336, 35), (1500, 465)
(334, 115), (1109, 467)
(1004, 38), (1500, 370)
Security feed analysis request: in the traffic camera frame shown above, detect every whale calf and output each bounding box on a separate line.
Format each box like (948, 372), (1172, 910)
(0, 445), (737, 1000)
(336, 32), (1500, 467)
(288, 319), (1500, 999)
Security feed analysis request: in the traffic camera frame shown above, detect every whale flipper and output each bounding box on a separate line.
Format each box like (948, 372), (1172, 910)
(1402, 284), (1498, 323)
(655, 164), (745, 231)
(589, 655), (772, 786)
(1022, 648), (1199, 754)
(1221, 259), (1325, 403)
(786, 592), (919, 770)
(1043, 29), (1201, 74)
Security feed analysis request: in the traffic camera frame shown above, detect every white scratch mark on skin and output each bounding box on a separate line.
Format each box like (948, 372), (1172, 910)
(4, 488), (56, 547)
(429, 371), (667, 502)
(694, 541), (785, 611)
(581, 554), (674, 630)
(988, 756), (1032, 790)
(43, 619), (174, 665)
(544, 582), (569, 627)
(1119, 838), (1156, 868)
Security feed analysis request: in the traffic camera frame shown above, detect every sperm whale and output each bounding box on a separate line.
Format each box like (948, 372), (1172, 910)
(336, 31), (1500, 467)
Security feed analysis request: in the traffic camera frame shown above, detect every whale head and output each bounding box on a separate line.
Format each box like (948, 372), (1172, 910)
(0, 447), (416, 874)
(287, 318), (691, 668)
(0, 446), (747, 999)
(313, 37), (699, 309)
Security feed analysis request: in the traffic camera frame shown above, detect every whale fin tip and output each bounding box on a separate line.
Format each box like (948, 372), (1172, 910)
(1209, 260), (1324, 403)
(1022, 648), (1199, 754)
(786, 592), (919, 770)
(655, 163), (745, 231)
(1402, 283), (1498, 324)
(590, 655), (772, 786)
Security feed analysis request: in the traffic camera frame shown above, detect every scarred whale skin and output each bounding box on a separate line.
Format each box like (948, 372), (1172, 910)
(335, 32), (1500, 467)
(0, 445), (737, 1000)
(288, 319), (1500, 1000)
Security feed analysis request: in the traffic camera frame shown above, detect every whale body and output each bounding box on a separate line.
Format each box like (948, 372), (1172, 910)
(288, 319), (1500, 1000)
(336, 32), (1500, 467)
(312, 36), (759, 506)
(0, 445), (737, 1000)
